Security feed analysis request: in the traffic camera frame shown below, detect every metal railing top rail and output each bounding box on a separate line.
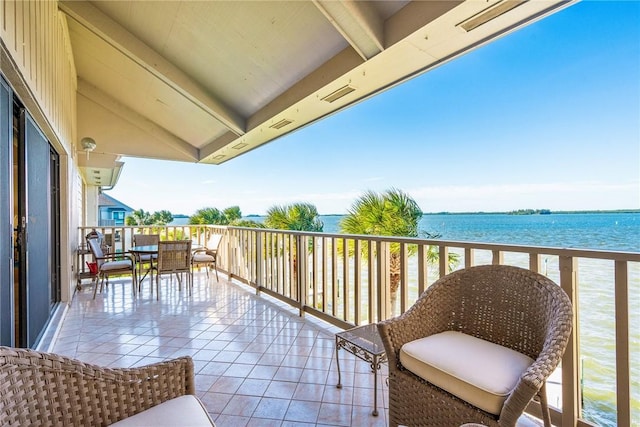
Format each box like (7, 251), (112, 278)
(229, 226), (640, 261)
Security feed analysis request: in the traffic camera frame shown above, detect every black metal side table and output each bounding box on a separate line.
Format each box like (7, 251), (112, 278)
(335, 323), (387, 416)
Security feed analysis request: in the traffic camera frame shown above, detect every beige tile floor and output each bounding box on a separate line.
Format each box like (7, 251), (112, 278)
(52, 271), (543, 427)
(52, 272), (389, 427)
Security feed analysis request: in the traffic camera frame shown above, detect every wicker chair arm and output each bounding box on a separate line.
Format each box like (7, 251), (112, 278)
(501, 303), (573, 424)
(93, 252), (135, 263)
(0, 347), (195, 426)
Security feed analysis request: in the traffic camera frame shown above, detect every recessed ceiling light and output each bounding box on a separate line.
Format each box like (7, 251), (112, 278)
(232, 143), (248, 149)
(213, 155), (225, 161)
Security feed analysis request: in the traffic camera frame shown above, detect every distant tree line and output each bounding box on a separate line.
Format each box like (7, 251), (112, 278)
(508, 209), (551, 215)
(125, 209), (173, 226)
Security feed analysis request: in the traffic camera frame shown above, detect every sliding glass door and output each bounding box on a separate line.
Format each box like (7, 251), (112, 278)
(1, 74), (60, 348)
(0, 78), (14, 346)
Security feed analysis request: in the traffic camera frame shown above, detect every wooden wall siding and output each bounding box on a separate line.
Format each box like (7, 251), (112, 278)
(0, 0), (77, 153)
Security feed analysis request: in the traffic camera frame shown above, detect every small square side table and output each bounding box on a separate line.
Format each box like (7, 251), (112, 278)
(335, 323), (387, 416)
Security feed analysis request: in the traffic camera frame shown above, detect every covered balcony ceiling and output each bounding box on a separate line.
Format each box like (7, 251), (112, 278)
(61, 0), (573, 168)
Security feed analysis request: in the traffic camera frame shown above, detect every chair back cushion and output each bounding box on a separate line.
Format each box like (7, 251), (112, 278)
(86, 237), (105, 267)
(400, 331), (533, 415)
(206, 234), (223, 254)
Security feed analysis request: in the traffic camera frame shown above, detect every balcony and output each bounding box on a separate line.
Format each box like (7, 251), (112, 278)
(66, 225), (639, 426)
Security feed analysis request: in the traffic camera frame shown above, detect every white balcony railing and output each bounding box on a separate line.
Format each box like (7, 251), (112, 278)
(78, 225), (640, 427)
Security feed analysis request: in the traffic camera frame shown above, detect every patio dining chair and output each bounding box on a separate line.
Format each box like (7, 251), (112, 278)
(191, 233), (223, 282)
(154, 240), (192, 300)
(132, 233), (160, 292)
(86, 233), (136, 299)
(378, 264), (573, 427)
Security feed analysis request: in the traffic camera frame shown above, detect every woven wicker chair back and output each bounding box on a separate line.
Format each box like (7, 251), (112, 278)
(417, 265), (571, 359)
(0, 346), (194, 426)
(133, 234), (160, 246)
(157, 240), (192, 274)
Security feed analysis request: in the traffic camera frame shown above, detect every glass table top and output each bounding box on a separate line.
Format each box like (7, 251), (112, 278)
(335, 323), (385, 355)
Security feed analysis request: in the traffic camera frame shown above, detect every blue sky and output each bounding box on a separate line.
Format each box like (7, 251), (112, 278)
(108, 1), (640, 216)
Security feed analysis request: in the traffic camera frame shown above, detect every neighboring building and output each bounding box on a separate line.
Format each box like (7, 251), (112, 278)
(98, 193), (133, 227)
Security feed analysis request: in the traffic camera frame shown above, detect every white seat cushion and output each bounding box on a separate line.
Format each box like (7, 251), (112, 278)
(101, 260), (132, 271)
(111, 395), (216, 426)
(193, 253), (215, 263)
(399, 331), (534, 415)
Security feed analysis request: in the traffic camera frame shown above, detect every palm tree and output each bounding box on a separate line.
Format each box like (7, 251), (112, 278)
(125, 209), (152, 226)
(188, 207), (230, 225)
(264, 203), (323, 289)
(340, 188), (453, 314)
(264, 203), (323, 231)
(151, 210), (173, 225)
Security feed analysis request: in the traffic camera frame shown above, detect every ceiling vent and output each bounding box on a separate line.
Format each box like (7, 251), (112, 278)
(232, 142), (248, 150)
(269, 119), (293, 130)
(321, 85), (356, 103)
(458, 0), (527, 32)
(213, 155), (225, 161)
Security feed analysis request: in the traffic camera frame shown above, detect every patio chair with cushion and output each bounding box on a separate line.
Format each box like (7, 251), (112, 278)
(378, 264), (573, 427)
(154, 240), (192, 300)
(0, 346), (215, 426)
(132, 233), (160, 291)
(191, 233), (223, 282)
(86, 233), (136, 299)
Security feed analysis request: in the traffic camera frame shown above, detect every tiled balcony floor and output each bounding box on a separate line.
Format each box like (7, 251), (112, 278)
(52, 272), (389, 427)
(52, 272), (543, 427)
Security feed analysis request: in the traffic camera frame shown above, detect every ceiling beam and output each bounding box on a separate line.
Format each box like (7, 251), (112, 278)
(78, 79), (199, 161)
(312, 0), (384, 60)
(59, 0), (246, 135)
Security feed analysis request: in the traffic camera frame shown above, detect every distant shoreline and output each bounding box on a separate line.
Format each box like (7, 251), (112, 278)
(314, 209), (640, 217)
(177, 209), (640, 218)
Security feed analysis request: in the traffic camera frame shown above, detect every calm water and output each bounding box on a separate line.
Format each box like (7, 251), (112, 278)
(319, 212), (640, 252)
(243, 212), (639, 426)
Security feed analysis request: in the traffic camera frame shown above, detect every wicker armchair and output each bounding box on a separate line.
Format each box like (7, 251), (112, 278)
(0, 347), (214, 426)
(378, 265), (573, 427)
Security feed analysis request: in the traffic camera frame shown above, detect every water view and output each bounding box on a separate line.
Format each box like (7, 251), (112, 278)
(245, 211), (639, 426)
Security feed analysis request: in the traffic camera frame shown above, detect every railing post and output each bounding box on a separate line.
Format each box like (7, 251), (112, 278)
(529, 253), (542, 273)
(377, 241), (390, 321)
(225, 228), (232, 281)
(255, 231), (263, 294)
(464, 247), (474, 268)
(297, 235), (308, 318)
(418, 244), (428, 295)
(559, 255), (580, 427)
(354, 239), (361, 325)
(614, 260), (630, 427)
(439, 245), (449, 278)
(492, 249), (503, 265)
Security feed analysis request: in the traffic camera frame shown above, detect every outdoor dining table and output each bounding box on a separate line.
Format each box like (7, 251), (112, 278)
(129, 243), (203, 285)
(129, 245), (159, 285)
